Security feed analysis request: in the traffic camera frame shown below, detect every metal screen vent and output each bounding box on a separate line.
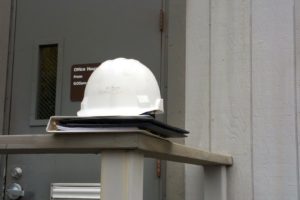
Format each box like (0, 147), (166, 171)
(36, 44), (58, 120)
(50, 183), (101, 200)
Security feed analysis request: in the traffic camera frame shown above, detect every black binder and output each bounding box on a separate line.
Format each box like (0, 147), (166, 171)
(48, 115), (189, 138)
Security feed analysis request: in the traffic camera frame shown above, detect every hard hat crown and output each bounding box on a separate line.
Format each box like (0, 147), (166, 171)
(77, 58), (164, 116)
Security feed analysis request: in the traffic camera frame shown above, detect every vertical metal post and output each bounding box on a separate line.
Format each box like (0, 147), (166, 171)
(204, 166), (227, 200)
(101, 151), (144, 200)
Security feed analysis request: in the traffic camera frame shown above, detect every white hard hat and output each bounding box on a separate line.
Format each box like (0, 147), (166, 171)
(77, 58), (164, 116)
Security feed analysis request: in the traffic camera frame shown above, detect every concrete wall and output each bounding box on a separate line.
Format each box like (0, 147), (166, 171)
(185, 0), (299, 199)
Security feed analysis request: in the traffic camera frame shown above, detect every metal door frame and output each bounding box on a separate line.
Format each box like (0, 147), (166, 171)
(29, 39), (64, 126)
(0, 0), (17, 199)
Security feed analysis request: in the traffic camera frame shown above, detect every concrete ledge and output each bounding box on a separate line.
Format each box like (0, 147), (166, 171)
(0, 131), (232, 166)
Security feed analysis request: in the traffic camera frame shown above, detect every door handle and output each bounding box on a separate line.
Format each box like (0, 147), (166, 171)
(6, 183), (25, 200)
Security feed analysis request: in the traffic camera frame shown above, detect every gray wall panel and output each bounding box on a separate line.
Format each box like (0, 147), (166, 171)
(210, 0), (253, 199)
(252, 0), (298, 199)
(185, 0), (253, 199)
(186, 0), (299, 199)
(185, 0), (210, 199)
(166, 1), (186, 200)
(294, 0), (300, 198)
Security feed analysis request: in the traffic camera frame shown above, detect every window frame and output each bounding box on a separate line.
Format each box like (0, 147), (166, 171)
(30, 39), (64, 126)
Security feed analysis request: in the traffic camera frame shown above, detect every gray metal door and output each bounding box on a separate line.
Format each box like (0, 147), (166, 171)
(5, 0), (164, 199)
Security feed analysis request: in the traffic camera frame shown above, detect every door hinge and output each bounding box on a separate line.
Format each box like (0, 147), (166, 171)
(156, 159), (161, 177)
(160, 9), (165, 32)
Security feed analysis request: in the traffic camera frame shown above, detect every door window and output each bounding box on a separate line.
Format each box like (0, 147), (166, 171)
(36, 44), (58, 120)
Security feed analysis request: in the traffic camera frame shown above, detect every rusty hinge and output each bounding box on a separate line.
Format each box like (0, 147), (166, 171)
(160, 9), (164, 32)
(156, 159), (161, 177)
